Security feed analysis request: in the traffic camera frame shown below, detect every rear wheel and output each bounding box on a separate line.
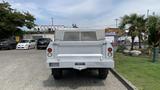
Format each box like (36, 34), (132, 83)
(98, 68), (109, 79)
(8, 45), (12, 50)
(37, 47), (41, 50)
(52, 69), (62, 80)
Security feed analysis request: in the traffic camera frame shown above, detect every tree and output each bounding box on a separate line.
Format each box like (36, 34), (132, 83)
(136, 15), (146, 49)
(119, 14), (146, 50)
(119, 14), (138, 50)
(0, 1), (35, 39)
(146, 15), (160, 62)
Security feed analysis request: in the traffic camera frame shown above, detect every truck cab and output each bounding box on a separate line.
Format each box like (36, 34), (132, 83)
(46, 28), (114, 79)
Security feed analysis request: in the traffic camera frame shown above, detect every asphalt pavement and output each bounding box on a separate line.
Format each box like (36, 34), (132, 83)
(0, 50), (127, 90)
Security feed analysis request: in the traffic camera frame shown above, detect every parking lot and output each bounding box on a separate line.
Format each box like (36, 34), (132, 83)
(0, 50), (127, 90)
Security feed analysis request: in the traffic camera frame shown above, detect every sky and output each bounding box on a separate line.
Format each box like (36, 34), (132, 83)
(2, 0), (160, 28)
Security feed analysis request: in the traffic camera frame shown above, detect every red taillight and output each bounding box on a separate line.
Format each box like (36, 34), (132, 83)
(108, 48), (112, 52)
(47, 48), (52, 53)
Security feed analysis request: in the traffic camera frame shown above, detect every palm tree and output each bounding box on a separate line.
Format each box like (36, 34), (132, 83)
(128, 26), (137, 50)
(120, 14), (146, 50)
(136, 15), (146, 49)
(119, 14), (139, 50)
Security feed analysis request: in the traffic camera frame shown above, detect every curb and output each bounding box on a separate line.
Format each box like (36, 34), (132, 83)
(110, 69), (138, 90)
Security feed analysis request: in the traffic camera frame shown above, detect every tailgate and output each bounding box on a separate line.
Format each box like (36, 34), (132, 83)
(55, 41), (105, 61)
(58, 54), (103, 61)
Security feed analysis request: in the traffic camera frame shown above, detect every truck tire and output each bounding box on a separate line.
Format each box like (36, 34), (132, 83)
(52, 69), (62, 79)
(98, 68), (109, 79)
(8, 45), (12, 50)
(37, 47), (40, 50)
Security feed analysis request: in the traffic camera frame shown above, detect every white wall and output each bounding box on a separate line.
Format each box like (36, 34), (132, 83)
(118, 36), (139, 42)
(105, 36), (114, 43)
(23, 34), (54, 41)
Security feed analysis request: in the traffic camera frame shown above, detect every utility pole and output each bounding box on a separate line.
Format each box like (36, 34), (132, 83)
(51, 17), (55, 31)
(51, 17), (53, 26)
(144, 10), (150, 50)
(115, 18), (118, 28)
(153, 12), (155, 16)
(147, 9), (149, 18)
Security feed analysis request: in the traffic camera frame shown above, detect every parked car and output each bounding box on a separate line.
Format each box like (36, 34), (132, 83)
(37, 38), (52, 49)
(16, 39), (36, 49)
(46, 28), (114, 79)
(0, 39), (17, 50)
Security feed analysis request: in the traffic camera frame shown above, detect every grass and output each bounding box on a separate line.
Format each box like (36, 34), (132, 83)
(115, 53), (160, 90)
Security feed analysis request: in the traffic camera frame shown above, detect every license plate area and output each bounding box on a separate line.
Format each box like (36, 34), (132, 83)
(75, 62), (85, 65)
(49, 63), (59, 67)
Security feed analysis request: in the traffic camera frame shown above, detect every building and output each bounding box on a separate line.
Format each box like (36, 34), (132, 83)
(30, 25), (66, 32)
(105, 28), (124, 44)
(23, 25), (66, 41)
(105, 28), (124, 36)
(23, 33), (55, 41)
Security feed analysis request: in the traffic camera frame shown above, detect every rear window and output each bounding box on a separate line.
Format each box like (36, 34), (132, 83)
(20, 40), (29, 43)
(81, 32), (97, 41)
(38, 38), (51, 41)
(63, 32), (80, 41)
(63, 32), (97, 41)
(31, 40), (35, 42)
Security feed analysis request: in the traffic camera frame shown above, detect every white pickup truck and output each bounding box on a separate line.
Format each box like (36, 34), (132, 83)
(46, 28), (114, 79)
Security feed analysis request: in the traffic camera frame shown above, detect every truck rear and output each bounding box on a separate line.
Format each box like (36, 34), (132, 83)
(46, 28), (114, 79)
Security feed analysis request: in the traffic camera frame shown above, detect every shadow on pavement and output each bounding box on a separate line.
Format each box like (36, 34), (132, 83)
(43, 70), (105, 89)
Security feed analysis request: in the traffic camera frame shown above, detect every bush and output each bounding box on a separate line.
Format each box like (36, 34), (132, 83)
(116, 45), (127, 53)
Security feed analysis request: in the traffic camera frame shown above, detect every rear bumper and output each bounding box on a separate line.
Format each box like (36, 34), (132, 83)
(47, 59), (114, 70)
(0, 45), (8, 49)
(37, 45), (48, 48)
(16, 46), (28, 49)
